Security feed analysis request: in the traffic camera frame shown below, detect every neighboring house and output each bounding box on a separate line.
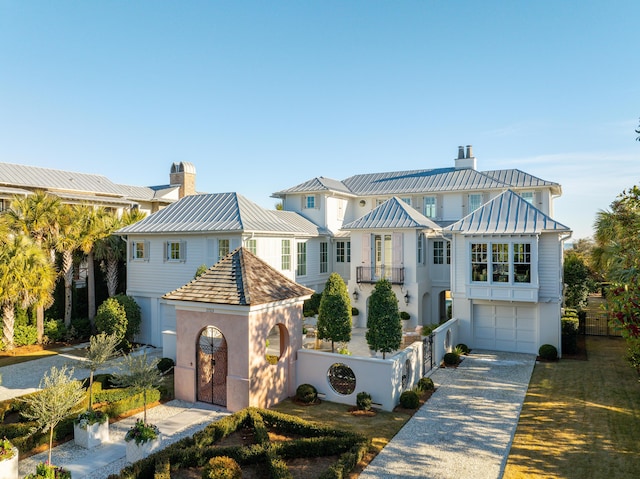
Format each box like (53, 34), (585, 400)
(0, 161), (198, 215)
(121, 145), (571, 356)
(116, 192), (330, 355)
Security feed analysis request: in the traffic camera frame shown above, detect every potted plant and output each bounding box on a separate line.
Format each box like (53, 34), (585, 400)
(112, 351), (164, 462)
(74, 333), (119, 448)
(24, 462), (72, 479)
(0, 437), (18, 479)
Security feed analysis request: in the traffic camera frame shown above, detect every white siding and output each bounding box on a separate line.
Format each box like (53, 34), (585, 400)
(538, 233), (562, 300)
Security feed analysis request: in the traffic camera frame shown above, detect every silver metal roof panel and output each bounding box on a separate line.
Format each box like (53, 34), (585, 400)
(343, 196), (441, 230)
(273, 176), (352, 196)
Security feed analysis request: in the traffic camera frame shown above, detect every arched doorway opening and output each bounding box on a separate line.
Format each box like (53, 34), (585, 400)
(197, 325), (227, 406)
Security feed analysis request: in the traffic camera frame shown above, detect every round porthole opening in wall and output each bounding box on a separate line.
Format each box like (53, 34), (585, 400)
(327, 363), (356, 395)
(359, 199), (366, 207)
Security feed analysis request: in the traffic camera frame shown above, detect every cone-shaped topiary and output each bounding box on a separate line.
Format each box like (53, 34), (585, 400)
(317, 273), (352, 353)
(366, 279), (402, 359)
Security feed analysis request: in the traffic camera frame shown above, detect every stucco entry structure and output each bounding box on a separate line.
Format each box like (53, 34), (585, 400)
(163, 247), (313, 412)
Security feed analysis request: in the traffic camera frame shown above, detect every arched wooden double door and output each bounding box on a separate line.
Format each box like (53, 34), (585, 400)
(197, 326), (227, 406)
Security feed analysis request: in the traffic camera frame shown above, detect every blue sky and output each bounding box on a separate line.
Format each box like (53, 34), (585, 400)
(1, 1), (638, 240)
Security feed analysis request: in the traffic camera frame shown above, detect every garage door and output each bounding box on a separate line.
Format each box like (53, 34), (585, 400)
(473, 304), (537, 354)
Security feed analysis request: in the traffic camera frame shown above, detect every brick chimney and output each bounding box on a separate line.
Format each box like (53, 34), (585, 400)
(454, 145), (477, 170)
(170, 162), (196, 198)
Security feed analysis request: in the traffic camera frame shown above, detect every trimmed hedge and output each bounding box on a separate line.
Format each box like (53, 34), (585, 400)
(561, 315), (579, 355)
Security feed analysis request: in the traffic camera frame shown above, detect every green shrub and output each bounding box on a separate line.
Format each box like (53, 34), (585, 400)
(95, 298), (128, 341)
(157, 358), (175, 373)
(154, 459), (171, 479)
(455, 343), (470, 354)
(399, 390), (420, 409)
(202, 455), (242, 479)
(443, 352), (460, 366)
(295, 384), (317, 404)
(70, 317), (92, 339)
(561, 316), (579, 355)
(356, 392), (372, 411)
(539, 344), (558, 360)
(351, 307), (359, 316)
(303, 292), (322, 317)
(416, 377), (434, 392)
(44, 319), (66, 343)
(105, 389), (161, 418)
(113, 294), (142, 341)
(421, 324), (439, 336)
(399, 311), (410, 320)
(14, 324), (38, 346)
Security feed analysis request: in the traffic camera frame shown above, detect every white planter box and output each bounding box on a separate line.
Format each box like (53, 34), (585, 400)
(125, 435), (163, 463)
(74, 420), (110, 449)
(0, 447), (19, 479)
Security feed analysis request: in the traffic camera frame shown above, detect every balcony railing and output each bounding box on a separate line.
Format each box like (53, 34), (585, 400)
(356, 266), (404, 285)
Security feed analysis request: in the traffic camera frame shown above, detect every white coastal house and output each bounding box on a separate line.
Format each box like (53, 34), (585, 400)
(120, 145), (571, 357)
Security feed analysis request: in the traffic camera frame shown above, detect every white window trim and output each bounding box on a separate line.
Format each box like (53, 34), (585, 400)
(130, 240), (150, 261)
(469, 240), (533, 285)
(164, 240), (187, 263)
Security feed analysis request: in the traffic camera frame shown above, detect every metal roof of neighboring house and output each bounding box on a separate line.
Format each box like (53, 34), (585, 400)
(0, 185), (33, 196)
(163, 247), (314, 306)
(117, 192), (311, 235)
(272, 210), (332, 236)
(272, 176), (353, 196)
(482, 169), (562, 195)
(443, 190), (571, 235)
(342, 196), (441, 230)
(0, 162), (175, 203)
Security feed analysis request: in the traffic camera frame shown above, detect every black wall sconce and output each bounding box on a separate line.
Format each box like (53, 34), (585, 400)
(404, 291), (409, 305)
(353, 289), (359, 301)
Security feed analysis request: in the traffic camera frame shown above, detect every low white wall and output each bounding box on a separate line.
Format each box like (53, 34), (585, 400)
(431, 318), (459, 365)
(296, 342), (424, 412)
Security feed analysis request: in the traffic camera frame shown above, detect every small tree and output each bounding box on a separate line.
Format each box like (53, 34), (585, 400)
(80, 332), (120, 410)
(111, 351), (162, 423)
(95, 297), (128, 342)
(317, 273), (352, 352)
(366, 279), (402, 359)
(563, 253), (591, 309)
(20, 365), (85, 464)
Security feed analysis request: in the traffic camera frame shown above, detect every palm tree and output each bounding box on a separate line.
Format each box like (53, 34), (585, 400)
(56, 204), (86, 326)
(95, 209), (146, 297)
(5, 191), (61, 342)
(0, 234), (56, 349)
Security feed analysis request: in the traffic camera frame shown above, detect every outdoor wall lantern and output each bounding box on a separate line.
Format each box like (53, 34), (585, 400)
(404, 291), (410, 305)
(353, 289), (359, 301)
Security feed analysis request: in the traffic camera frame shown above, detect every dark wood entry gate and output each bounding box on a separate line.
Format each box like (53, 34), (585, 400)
(197, 326), (228, 406)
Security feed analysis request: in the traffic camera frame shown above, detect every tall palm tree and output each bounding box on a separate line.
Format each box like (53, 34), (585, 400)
(56, 204), (86, 326)
(76, 206), (111, 325)
(0, 234), (56, 350)
(5, 191), (61, 342)
(95, 209), (146, 297)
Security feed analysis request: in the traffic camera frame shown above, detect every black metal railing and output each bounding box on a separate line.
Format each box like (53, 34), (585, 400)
(356, 266), (404, 284)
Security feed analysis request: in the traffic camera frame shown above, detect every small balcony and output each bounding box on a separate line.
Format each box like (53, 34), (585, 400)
(356, 266), (404, 285)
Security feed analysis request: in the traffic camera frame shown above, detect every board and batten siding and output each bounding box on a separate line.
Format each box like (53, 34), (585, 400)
(538, 233), (563, 301)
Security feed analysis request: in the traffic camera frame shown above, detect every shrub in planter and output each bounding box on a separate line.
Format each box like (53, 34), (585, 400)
(443, 352), (460, 366)
(74, 409), (109, 448)
(416, 377), (434, 392)
(399, 390), (420, 409)
(539, 344), (558, 360)
(125, 420), (162, 463)
(455, 343), (470, 354)
(24, 462), (71, 479)
(295, 384), (318, 404)
(202, 455), (242, 479)
(0, 437), (18, 479)
(356, 392), (372, 411)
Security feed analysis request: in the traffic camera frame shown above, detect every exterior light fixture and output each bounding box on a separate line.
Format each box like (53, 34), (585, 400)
(404, 291), (409, 305)
(353, 289), (359, 301)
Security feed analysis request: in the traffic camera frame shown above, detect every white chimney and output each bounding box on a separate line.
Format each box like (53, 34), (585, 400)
(454, 144), (477, 170)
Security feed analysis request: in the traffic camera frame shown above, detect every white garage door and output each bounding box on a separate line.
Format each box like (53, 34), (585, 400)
(473, 304), (537, 354)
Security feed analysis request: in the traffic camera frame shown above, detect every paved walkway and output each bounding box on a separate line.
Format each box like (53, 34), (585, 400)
(360, 350), (536, 479)
(5, 343), (535, 479)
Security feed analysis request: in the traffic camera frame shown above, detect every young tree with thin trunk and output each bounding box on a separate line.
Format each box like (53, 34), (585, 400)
(317, 273), (352, 352)
(366, 279), (402, 359)
(20, 365), (85, 465)
(111, 351), (162, 423)
(80, 332), (120, 410)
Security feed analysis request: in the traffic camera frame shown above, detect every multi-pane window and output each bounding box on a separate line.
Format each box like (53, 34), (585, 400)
(320, 242), (328, 273)
(433, 240), (444, 265)
(297, 242), (307, 276)
(246, 239), (257, 255)
(336, 241), (351, 263)
(446, 241), (451, 265)
(304, 195), (316, 209)
(513, 243), (531, 283)
(281, 240), (291, 270)
(423, 196), (436, 218)
(218, 239), (229, 261)
(346, 241), (351, 263)
(492, 243), (509, 283)
(417, 233), (424, 264)
(468, 194), (483, 212)
(166, 241), (186, 262)
(471, 243), (488, 281)
(401, 197), (412, 206)
(521, 192), (534, 205)
(131, 241), (148, 260)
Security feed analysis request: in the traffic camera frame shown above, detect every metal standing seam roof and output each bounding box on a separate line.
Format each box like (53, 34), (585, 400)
(116, 192), (318, 235)
(163, 247), (314, 306)
(272, 176), (353, 196)
(342, 196), (442, 230)
(482, 169), (562, 195)
(272, 210), (332, 236)
(443, 190), (571, 235)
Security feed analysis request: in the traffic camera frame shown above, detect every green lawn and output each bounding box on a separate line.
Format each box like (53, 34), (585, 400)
(504, 336), (640, 479)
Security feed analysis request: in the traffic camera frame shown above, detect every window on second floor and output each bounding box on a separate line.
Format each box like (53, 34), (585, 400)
(468, 194), (483, 213)
(471, 242), (531, 284)
(423, 196), (436, 218)
(165, 240), (186, 262)
(246, 238), (257, 255)
(131, 240), (149, 261)
(282, 239), (291, 270)
(401, 197), (412, 206)
(417, 233), (425, 264)
(304, 195), (316, 209)
(521, 191), (535, 205)
(218, 239), (229, 261)
(336, 241), (351, 263)
(297, 242), (307, 276)
(434, 240), (444, 265)
(320, 242), (328, 273)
